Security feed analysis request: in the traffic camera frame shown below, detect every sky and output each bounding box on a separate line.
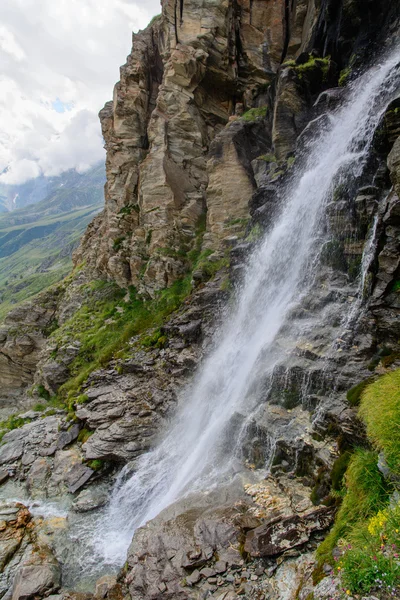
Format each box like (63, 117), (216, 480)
(0, 0), (161, 185)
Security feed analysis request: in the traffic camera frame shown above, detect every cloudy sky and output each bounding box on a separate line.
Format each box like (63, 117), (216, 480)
(0, 0), (161, 185)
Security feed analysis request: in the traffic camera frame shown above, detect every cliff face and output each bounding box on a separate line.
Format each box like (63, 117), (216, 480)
(74, 0), (398, 295)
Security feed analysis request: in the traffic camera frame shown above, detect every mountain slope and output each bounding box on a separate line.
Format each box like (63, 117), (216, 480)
(0, 163), (105, 319)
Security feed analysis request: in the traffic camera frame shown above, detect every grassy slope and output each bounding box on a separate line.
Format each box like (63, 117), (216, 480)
(0, 164), (105, 320)
(317, 369), (400, 596)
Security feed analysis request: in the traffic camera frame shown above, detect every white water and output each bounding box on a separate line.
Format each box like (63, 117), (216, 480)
(91, 48), (400, 568)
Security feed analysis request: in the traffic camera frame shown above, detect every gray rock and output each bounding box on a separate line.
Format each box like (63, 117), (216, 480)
(12, 564), (61, 600)
(214, 560), (227, 574)
(65, 463), (94, 494)
(200, 567), (216, 578)
(244, 507), (335, 557)
(95, 575), (118, 598)
(72, 488), (108, 513)
(57, 424), (80, 450)
(187, 570), (201, 585)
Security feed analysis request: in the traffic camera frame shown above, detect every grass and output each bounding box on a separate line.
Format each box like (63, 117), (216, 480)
(0, 414), (33, 442)
(359, 369), (400, 475)
(346, 377), (374, 407)
(317, 369), (400, 596)
(316, 449), (390, 566)
(50, 245), (229, 406)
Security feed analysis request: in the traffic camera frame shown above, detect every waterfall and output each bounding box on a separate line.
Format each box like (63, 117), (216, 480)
(93, 48), (400, 568)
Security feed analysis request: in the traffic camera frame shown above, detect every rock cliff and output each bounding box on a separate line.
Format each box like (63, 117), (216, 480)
(1, 1), (400, 599)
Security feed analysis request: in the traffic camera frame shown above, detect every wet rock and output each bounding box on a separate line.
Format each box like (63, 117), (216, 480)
(72, 487), (108, 513)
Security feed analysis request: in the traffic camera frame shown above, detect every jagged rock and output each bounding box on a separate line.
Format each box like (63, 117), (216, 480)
(0, 288), (60, 411)
(244, 507), (335, 557)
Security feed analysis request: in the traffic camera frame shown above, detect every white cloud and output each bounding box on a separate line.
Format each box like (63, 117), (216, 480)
(0, 0), (161, 185)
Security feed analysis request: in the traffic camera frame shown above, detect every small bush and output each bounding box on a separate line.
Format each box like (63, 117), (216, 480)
(33, 403), (46, 412)
(112, 237), (125, 251)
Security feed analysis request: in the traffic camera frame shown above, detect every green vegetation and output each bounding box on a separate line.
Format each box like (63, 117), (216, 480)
(295, 56), (331, 81)
(50, 243), (228, 406)
(346, 377), (373, 407)
(360, 370), (400, 475)
(0, 163), (104, 321)
(112, 237), (126, 251)
(257, 154), (277, 163)
(87, 459), (104, 471)
(77, 428), (94, 444)
(339, 66), (352, 87)
(316, 449), (389, 565)
(245, 223), (263, 242)
(317, 369), (400, 596)
(0, 414), (33, 442)
(241, 107), (268, 122)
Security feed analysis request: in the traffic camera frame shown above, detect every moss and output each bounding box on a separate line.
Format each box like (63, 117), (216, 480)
(347, 256), (361, 281)
(241, 106), (268, 122)
(295, 56), (331, 81)
(346, 378), (374, 407)
(257, 153), (277, 163)
(339, 66), (352, 87)
(245, 223), (263, 242)
(33, 403), (46, 412)
(320, 240), (347, 271)
(87, 459), (104, 471)
(76, 394), (89, 405)
(392, 280), (400, 292)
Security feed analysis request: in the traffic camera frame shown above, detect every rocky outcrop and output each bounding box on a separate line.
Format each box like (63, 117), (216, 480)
(123, 475), (335, 600)
(0, 502), (61, 600)
(0, 289), (63, 416)
(71, 0), (338, 293)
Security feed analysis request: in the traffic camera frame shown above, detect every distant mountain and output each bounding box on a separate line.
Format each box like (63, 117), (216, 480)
(0, 163), (105, 320)
(0, 163), (105, 211)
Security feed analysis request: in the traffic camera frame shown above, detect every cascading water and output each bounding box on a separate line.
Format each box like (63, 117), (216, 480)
(83, 48), (400, 574)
